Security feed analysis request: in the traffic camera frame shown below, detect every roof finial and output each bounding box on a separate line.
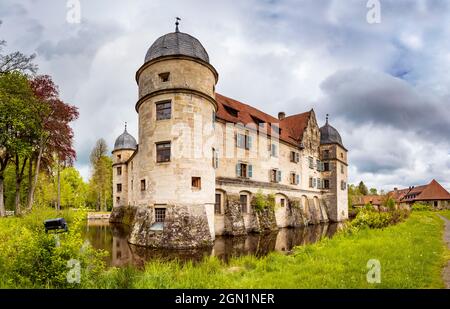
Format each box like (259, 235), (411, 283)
(124, 122), (127, 132)
(326, 114), (329, 124)
(175, 17), (181, 32)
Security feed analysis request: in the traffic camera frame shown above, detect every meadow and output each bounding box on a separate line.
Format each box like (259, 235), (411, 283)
(0, 209), (448, 288)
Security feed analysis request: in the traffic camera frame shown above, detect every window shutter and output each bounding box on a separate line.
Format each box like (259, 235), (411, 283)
(296, 152), (299, 163)
(248, 165), (253, 178)
(247, 135), (252, 149)
(214, 150), (219, 168)
(296, 174), (300, 185)
(273, 144), (277, 157)
(277, 170), (282, 183)
(236, 163), (241, 177)
(313, 177), (316, 188)
(237, 134), (244, 148)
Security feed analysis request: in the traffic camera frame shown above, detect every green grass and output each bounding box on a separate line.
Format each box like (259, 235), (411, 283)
(440, 210), (450, 220)
(1, 210), (448, 288)
(92, 211), (449, 288)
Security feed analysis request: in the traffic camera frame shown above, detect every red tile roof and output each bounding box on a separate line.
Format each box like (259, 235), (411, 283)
(416, 179), (450, 200)
(353, 195), (383, 206)
(215, 93), (311, 147)
(388, 179), (450, 202)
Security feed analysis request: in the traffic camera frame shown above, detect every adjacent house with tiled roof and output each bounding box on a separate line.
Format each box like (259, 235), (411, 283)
(110, 26), (349, 249)
(388, 179), (450, 209)
(352, 195), (384, 209)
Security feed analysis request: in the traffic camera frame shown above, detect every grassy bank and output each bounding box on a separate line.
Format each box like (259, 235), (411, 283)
(91, 211), (449, 288)
(0, 210), (448, 288)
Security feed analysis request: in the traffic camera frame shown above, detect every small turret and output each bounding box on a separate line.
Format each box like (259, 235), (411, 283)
(112, 123), (137, 207)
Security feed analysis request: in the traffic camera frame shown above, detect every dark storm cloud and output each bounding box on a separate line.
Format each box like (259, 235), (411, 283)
(319, 68), (450, 141)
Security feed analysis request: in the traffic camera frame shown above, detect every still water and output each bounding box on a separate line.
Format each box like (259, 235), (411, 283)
(84, 220), (341, 268)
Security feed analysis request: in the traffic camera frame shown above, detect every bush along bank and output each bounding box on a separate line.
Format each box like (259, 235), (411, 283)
(0, 208), (106, 288)
(346, 206), (410, 232)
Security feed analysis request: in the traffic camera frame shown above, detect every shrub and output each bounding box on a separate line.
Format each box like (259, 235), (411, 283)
(363, 203), (375, 211)
(0, 207), (106, 288)
(411, 203), (432, 211)
(348, 207), (410, 231)
(350, 209), (392, 229)
(391, 208), (410, 224)
(382, 196), (397, 211)
(253, 192), (267, 212)
(252, 192), (275, 212)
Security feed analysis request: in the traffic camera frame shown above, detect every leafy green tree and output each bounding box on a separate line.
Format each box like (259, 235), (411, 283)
(369, 188), (378, 195)
(88, 139), (113, 211)
(348, 184), (363, 209)
(0, 72), (43, 216)
(358, 181), (369, 196)
(382, 195), (396, 211)
(58, 167), (87, 208)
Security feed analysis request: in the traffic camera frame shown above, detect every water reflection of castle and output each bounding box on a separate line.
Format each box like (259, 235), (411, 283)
(86, 221), (342, 267)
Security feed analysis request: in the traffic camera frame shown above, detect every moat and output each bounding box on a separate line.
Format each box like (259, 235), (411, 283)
(84, 220), (342, 267)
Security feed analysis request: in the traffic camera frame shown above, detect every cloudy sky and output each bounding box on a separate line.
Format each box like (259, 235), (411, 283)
(1, 0), (449, 191)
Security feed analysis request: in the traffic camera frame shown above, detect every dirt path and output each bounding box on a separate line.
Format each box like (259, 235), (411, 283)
(438, 214), (450, 289)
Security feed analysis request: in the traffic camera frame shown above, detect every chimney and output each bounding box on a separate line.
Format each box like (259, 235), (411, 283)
(278, 112), (285, 120)
(394, 187), (398, 191)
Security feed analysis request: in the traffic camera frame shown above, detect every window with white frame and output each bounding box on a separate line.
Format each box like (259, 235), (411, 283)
(236, 132), (252, 150)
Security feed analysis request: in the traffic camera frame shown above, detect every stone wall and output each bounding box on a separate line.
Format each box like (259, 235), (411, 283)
(109, 205), (213, 249)
(223, 194), (246, 236)
(109, 205), (138, 225)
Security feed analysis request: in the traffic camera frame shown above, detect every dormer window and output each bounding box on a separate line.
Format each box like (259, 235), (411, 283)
(251, 116), (264, 125)
(159, 72), (170, 82)
(224, 105), (238, 117)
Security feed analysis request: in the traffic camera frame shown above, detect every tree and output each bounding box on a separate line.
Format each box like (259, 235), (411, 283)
(0, 22), (37, 74)
(0, 72), (42, 216)
(26, 75), (79, 211)
(358, 181), (369, 196)
(348, 183), (363, 209)
(58, 167), (87, 208)
(369, 188), (378, 195)
(88, 139), (113, 211)
(382, 195), (396, 211)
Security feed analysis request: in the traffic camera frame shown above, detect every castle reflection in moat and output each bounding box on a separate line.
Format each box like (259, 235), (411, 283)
(84, 220), (342, 268)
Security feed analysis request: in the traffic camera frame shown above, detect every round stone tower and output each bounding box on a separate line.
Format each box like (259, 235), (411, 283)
(319, 116), (348, 222)
(112, 125), (137, 207)
(131, 23), (218, 247)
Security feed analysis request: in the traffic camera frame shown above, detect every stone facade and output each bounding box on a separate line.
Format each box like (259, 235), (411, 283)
(111, 28), (349, 248)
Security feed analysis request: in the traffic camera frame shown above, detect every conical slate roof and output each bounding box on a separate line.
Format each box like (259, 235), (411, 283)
(320, 117), (345, 149)
(145, 31), (209, 64)
(114, 127), (137, 151)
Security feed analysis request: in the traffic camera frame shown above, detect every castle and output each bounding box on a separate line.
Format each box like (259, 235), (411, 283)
(110, 24), (348, 249)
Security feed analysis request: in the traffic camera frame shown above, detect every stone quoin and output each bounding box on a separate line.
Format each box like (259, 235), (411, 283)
(111, 22), (349, 249)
